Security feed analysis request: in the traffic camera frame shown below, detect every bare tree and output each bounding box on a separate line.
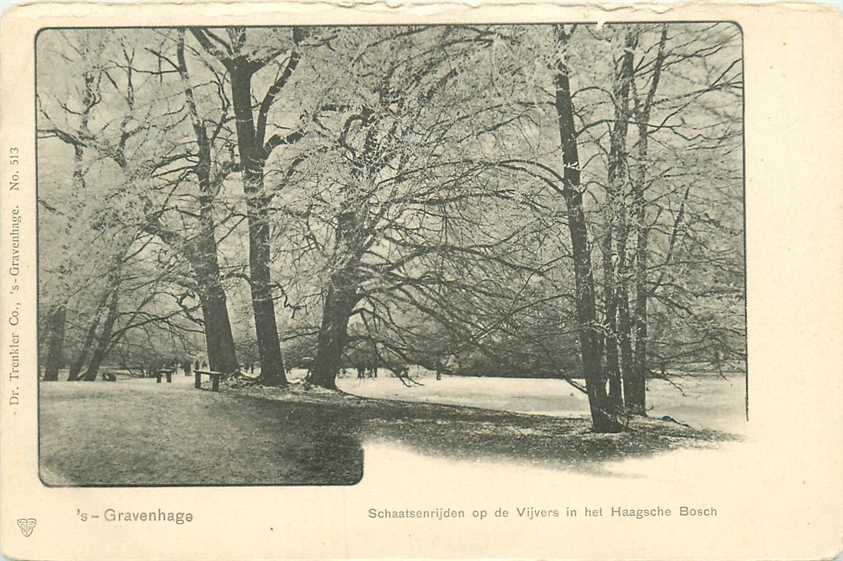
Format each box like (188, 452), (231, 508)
(189, 27), (311, 386)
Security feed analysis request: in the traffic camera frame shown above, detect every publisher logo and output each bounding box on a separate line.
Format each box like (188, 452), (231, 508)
(16, 518), (36, 537)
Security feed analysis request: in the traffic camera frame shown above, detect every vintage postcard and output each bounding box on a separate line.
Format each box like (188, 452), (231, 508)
(0, 1), (841, 559)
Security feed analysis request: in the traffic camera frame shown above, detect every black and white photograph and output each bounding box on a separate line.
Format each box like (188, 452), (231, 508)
(2, 3), (842, 559)
(34, 23), (746, 487)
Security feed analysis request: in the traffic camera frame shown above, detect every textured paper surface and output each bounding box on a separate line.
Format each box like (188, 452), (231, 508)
(1, 2), (841, 560)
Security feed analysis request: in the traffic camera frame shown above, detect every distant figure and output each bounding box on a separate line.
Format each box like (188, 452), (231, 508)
(194, 359), (201, 372)
(182, 360), (192, 377)
(433, 359), (446, 380)
(356, 365), (365, 379)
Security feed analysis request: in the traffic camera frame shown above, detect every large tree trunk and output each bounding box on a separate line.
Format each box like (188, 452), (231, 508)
(601, 29), (638, 416)
(81, 289), (119, 381)
(617, 280), (635, 395)
(627, 26), (667, 416)
(553, 25), (622, 433)
(192, 208), (239, 375)
(192, 153), (238, 375)
(616, 212), (636, 403)
(68, 294), (110, 380)
(615, 182), (636, 404)
(310, 212), (362, 389)
(627, 158), (650, 415)
(43, 305), (67, 381)
(246, 200), (286, 385)
(624, 229), (648, 415)
(199, 284), (239, 374)
(174, 32), (240, 376)
(230, 65), (287, 386)
(601, 240), (622, 411)
(310, 284), (357, 389)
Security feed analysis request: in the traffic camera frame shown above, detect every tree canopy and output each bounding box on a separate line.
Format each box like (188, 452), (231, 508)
(37, 23), (744, 431)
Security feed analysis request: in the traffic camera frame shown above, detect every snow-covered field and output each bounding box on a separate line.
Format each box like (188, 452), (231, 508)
(105, 366), (747, 432)
(333, 371), (746, 433)
(42, 368), (746, 485)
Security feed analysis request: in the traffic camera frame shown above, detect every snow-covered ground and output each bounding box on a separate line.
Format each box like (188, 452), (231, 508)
(332, 370), (749, 486)
(103, 366), (747, 432)
(42, 368), (747, 486)
(110, 369), (746, 433)
(334, 371), (746, 433)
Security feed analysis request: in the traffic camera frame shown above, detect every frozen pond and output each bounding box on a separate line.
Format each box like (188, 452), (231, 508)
(334, 371), (746, 433)
(106, 367), (746, 433)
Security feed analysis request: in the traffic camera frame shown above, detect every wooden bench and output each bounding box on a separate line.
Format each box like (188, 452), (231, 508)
(155, 369), (175, 383)
(194, 369), (224, 392)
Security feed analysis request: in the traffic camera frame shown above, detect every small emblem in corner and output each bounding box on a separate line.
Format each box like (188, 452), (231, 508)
(16, 518), (36, 537)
